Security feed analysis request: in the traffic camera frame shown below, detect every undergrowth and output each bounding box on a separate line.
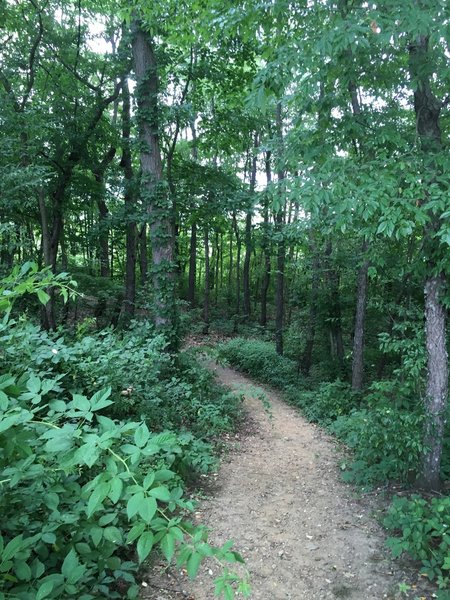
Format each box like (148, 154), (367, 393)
(0, 264), (250, 599)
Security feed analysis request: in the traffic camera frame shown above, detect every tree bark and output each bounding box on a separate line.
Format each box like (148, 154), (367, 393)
(120, 75), (136, 320)
(203, 226), (210, 334)
(187, 221), (197, 307)
(351, 241), (370, 390)
(409, 34), (448, 490)
(301, 237), (320, 376)
(275, 103), (285, 355)
(260, 151), (272, 327)
(243, 133), (258, 320)
(324, 240), (345, 370)
(132, 21), (176, 341)
(232, 212), (241, 316)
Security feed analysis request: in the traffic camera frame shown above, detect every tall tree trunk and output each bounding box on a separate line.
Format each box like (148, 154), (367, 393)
(301, 237), (320, 376)
(409, 34), (448, 491)
(93, 146), (116, 278)
(203, 227), (210, 334)
(132, 21), (176, 341)
(351, 241), (370, 390)
(187, 221), (197, 307)
(324, 240), (345, 370)
(214, 230), (220, 306)
(120, 75), (136, 319)
(232, 212), (241, 316)
(243, 133), (258, 320)
(228, 224), (233, 309)
(275, 103), (285, 355)
(260, 151), (272, 327)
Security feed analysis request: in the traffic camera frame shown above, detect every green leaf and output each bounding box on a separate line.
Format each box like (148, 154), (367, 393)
(103, 527), (123, 544)
(90, 527), (103, 547)
(87, 481), (110, 517)
(149, 485), (171, 503)
(137, 531), (154, 563)
(90, 388), (113, 411)
(139, 496), (157, 523)
(14, 560), (32, 581)
(36, 580), (54, 600)
(186, 552), (201, 578)
(0, 414), (21, 434)
(37, 289), (50, 305)
(75, 443), (100, 468)
(126, 522), (146, 544)
(127, 491), (145, 519)
(108, 477), (123, 504)
(2, 534), (23, 561)
(160, 532), (175, 562)
(61, 549), (79, 578)
(0, 390), (8, 411)
(71, 394), (91, 412)
(134, 423), (150, 447)
(143, 472), (155, 490)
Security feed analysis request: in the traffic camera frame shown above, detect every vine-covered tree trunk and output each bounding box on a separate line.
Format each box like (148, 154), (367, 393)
(138, 224), (148, 285)
(409, 34), (448, 491)
(351, 241), (370, 390)
(132, 21), (176, 340)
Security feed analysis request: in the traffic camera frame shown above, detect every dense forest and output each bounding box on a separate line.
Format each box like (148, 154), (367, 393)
(1, 0), (449, 598)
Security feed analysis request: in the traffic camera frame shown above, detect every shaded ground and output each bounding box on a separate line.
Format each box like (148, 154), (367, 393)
(142, 363), (430, 600)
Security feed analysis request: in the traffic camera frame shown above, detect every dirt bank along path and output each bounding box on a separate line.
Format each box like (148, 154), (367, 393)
(144, 363), (407, 600)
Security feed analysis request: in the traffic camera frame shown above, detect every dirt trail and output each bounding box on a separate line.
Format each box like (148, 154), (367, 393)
(144, 364), (406, 600)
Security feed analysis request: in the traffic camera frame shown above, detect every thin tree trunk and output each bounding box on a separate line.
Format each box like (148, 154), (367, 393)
(120, 75), (136, 320)
(139, 224), (148, 285)
(228, 224), (233, 309)
(324, 240), (345, 370)
(187, 221), (197, 307)
(243, 133), (258, 320)
(260, 151), (272, 327)
(232, 212), (241, 316)
(203, 227), (210, 334)
(275, 103), (285, 355)
(351, 240), (370, 390)
(214, 230), (220, 306)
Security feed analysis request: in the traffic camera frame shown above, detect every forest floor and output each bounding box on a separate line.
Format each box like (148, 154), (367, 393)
(142, 361), (432, 600)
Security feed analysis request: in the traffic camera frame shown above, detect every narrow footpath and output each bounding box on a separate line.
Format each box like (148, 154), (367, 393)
(144, 363), (411, 600)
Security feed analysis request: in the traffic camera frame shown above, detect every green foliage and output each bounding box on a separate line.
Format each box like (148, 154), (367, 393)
(217, 338), (300, 389)
(0, 262), (77, 322)
(330, 386), (425, 486)
(286, 380), (358, 427)
(384, 495), (450, 590)
(0, 266), (249, 599)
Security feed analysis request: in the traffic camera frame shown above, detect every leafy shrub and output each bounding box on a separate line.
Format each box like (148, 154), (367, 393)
(331, 405), (424, 486)
(285, 380), (358, 427)
(217, 338), (300, 389)
(384, 495), (450, 590)
(0, 376), (246, 599)
(0, 265), (250, 599)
